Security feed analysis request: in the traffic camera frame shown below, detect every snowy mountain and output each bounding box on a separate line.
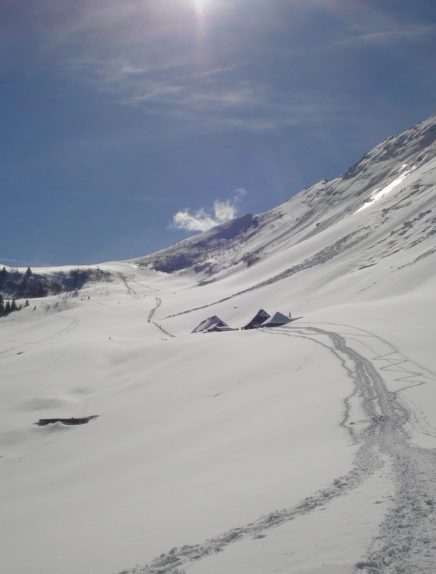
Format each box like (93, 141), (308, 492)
(1, 116), (436, 574)
(137, 115), (436, 288)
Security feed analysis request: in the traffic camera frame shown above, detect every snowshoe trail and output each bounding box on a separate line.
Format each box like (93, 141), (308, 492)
(116, 324), (436, 574)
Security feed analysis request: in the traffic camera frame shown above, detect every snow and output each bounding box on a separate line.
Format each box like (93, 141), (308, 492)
(354, 164), (416, 213)
(0, 284), (356, 574)
(1, 115), (436, 574)
(186, 462), (393, 574)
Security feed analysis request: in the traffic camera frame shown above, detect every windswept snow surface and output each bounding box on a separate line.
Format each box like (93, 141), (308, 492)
(354, 164), (416, 213)
(1, 116), (436, 574)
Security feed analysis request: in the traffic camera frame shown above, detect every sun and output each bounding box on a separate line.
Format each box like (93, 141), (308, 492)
(194, 0), (210, 18)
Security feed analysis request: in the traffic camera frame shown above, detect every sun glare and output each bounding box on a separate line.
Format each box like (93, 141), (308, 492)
(194, 0), (209, 18)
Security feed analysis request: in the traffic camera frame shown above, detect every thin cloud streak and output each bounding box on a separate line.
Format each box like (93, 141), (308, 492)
(193, 64), (242, 78)
(120, 78), (340, 131)
(340, 24), (436, 47)
(19, 1), (344, 132)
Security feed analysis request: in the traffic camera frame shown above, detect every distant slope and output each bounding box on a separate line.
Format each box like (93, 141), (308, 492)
(136, 115), (436, 288)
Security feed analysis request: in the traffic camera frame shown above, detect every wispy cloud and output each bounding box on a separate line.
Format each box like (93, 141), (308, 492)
(118, 75), (339, 131)
(3, 0), (345, 133)
(340, 24), (436, 47)
(193, 64), (241, 78)
(42, 1), (337, 132)
(172, 188), (247, 232)
(64, 55), (277, 130)
(15, 0), (341, 132)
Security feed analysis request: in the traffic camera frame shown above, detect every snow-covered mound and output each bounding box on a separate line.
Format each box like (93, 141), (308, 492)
(1, 116), (436, 574)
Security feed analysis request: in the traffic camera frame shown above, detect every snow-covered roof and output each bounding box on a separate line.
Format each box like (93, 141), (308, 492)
(260, 311), (291, 327)
(192, 315), (230, 333)
(242, 309), (270, 330)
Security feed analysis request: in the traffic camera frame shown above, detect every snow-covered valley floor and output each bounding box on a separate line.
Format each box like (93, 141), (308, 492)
(1, 260), (436, 574)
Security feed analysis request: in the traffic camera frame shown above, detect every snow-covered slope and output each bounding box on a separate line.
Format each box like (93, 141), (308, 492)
(137, 116), (436, 286)
(1, 116), (436, 574)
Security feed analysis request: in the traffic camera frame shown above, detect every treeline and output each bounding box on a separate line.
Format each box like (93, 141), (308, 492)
(0, 294), (28, 318)
(0, 266), (111, 300)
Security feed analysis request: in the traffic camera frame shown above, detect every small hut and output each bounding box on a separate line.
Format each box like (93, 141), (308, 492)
(192, 315), (232, 333)
(260, 311), (292, 328)
(242, 309), (270, 330)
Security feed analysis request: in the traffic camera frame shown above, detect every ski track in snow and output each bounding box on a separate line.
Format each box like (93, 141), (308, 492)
(147, 297), (162, 323)
(147, 297), (176, 339)
(116, 324), (436, 574)
(118, 273), (175, 339)
(289, 325), (436, 574)
(118, 273), (141, 299)
(118, 272), (160, 300)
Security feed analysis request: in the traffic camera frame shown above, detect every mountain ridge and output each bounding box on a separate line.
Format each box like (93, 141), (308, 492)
(135, 114), (436, 303)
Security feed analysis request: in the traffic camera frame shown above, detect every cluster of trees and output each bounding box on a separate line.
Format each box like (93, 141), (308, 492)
(0, 266), (49, 298)
(0, 294), (28, 318)
(0, 266), (111, 300)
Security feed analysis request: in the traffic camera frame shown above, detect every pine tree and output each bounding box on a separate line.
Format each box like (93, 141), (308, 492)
(0, 266), (6, 289)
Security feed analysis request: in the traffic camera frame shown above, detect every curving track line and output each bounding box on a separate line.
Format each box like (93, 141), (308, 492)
(147, 297), (175, 339)
(116, 323), (436, 573)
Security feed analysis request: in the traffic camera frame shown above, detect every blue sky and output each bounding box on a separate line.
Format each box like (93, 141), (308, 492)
(1, 0), (435, 266)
